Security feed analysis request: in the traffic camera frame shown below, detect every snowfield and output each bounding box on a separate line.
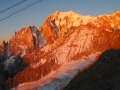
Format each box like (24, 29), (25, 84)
(12, 53), (99, 90)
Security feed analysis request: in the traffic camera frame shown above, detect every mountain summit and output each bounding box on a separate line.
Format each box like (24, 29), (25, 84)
(39, 11), (95, 44)
(39, 10), (120, 44)
(9, 25), (45, 56)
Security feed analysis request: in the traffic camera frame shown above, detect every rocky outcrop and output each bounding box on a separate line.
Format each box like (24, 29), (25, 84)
(0, 41), (8, 59)
(9, 26), (37, 56)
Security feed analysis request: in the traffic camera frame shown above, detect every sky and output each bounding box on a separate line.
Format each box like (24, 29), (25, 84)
(0, 0), (120, 44)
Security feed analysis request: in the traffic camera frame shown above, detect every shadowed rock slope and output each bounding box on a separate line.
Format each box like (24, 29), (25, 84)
(63, 49), (120, 90)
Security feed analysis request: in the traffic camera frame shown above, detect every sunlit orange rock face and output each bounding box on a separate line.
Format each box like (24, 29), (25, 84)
(95, 10), (120, 30)
(4, 10), (120, 89)
(8, 25), (44, 57)
(9, 26), (35, 55)
(40, 23), (57, 44)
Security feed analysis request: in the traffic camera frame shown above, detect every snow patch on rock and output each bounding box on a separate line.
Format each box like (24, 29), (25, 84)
(21, 51), (26, 57)
(30, 59), (46, 69)
(4, 56), (15, 70)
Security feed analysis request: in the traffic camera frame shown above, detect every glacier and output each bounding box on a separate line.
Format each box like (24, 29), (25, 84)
(12, 53), (99, 90)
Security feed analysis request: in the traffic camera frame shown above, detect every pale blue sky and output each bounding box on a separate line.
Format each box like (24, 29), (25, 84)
(0, 0), (120, 44)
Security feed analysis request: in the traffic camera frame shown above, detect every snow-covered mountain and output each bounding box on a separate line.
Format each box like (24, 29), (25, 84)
(39, 10), (120, 44)
(0, 10), (120, 90)
(39, 11), (95, 44)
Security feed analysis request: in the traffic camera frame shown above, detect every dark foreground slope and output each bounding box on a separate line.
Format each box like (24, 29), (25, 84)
(63, 49), (120, 90)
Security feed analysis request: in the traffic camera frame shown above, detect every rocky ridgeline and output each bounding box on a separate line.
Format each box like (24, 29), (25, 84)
(0, 10), (120, 89)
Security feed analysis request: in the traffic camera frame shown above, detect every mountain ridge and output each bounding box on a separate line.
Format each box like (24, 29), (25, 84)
(0, 10), (120, 90)
(39, 10), (120, 44)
